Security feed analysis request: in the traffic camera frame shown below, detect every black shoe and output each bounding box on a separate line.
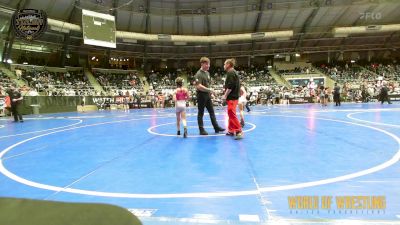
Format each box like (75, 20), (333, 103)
(199, 129), (208, 135)
(240, 120), (245, 128)
(177, 131), (181, 135)
(225, 132), (234, 136)
(19, 120), (24, 123)
(183, 128), (187, 138)
(214, 127), (225, 133)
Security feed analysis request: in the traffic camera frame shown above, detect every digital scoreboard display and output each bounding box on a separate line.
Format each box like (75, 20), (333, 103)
(82, 9), (116, 48)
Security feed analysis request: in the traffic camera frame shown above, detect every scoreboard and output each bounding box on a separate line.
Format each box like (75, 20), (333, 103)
(82, 9), (116, 48)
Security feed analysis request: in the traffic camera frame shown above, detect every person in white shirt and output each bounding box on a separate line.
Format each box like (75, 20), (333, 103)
(28, 89), (39, 96)
(238, 82), (248, 127)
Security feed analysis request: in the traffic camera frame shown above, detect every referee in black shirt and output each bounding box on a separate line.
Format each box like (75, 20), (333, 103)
(194, 57), (225, 135)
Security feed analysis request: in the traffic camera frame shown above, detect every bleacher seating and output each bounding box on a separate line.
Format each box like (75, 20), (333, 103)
(93, 68), (144, 96)
(12, 65), (95, 96)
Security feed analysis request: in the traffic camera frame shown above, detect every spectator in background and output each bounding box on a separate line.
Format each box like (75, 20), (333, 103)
(379, 81), (392, 104)
(246, 91), (252, 111)
(319, 85), (327, 107)
(8, 85), (24, 122)
(333, 83), (341, 106)
(15, 68), (22, 80)
(157, 92), (164, 108)
(238, 82), (248, 127)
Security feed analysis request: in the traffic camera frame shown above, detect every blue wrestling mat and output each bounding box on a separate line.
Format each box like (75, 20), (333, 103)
(0, 103), (399, 225)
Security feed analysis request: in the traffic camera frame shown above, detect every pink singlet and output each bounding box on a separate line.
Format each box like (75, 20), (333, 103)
(176, 89), (188, 112)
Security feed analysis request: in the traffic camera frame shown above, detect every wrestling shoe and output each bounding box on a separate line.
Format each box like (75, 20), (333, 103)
(235, 132), (243, 140)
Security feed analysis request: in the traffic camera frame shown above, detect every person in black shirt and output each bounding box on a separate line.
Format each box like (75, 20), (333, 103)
(8, 85), (24, 122)
(380, 81), (392, 104)
(194, 57), (225, 135)
(136, 93), (142, 109)
(222, 59), (243, 140)
(333, 83), (341, 106)
(245, 91), (252, 112)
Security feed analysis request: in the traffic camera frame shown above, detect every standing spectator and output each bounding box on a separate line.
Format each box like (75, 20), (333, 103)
(238, 82), (248, 127)
(8, 85), (24, 122)
(333, 83), (341, 106)
(319, 85), (327, 107)
(379, 81), (392, 104)
(135, 93), (142, 109)
(157, 92), (165, 108)
(246, 91), (252, 111)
